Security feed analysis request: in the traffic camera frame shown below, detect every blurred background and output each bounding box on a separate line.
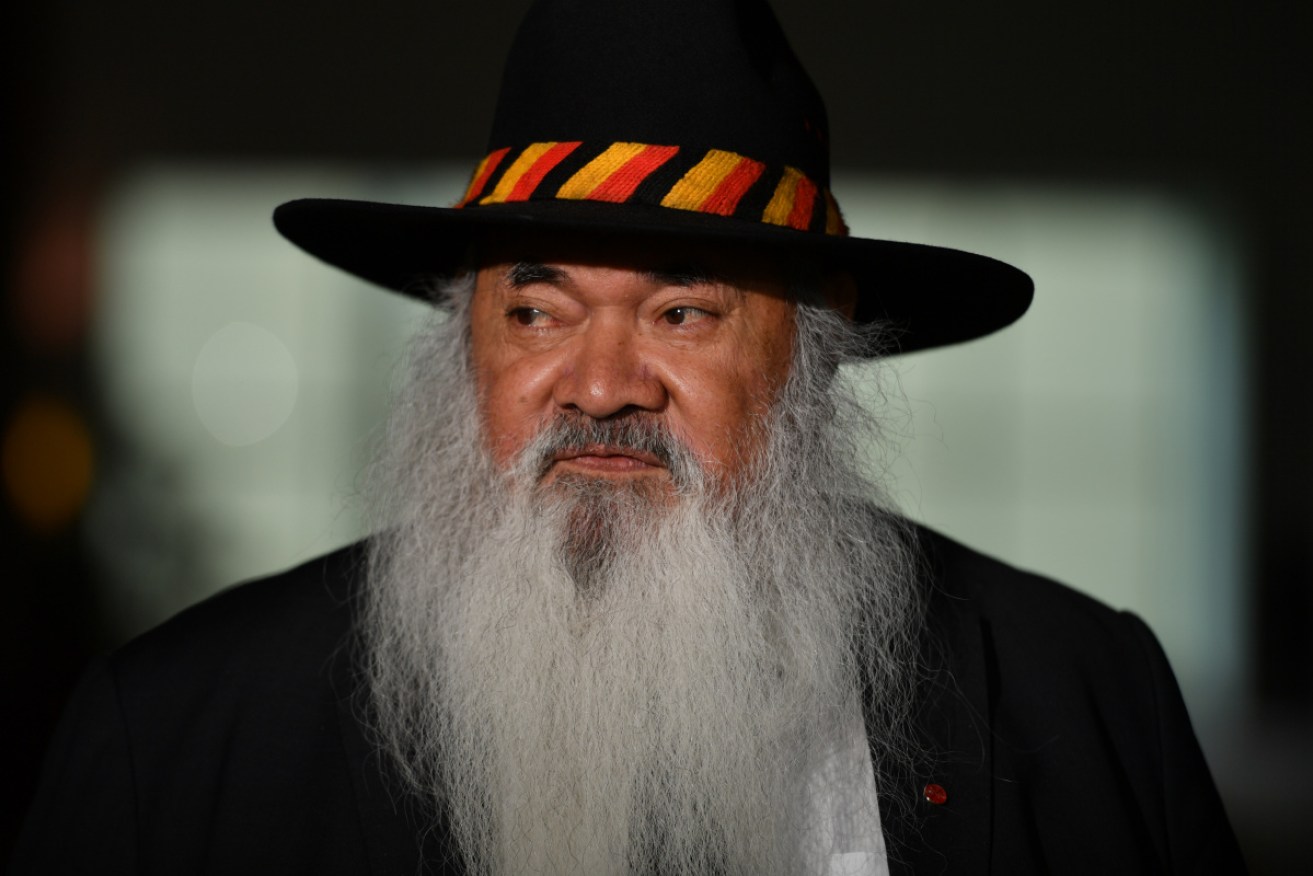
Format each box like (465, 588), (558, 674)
(3, 0), (1310, 869)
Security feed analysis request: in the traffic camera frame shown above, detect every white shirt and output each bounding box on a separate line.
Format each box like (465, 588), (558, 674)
(796, 703), (890, 876)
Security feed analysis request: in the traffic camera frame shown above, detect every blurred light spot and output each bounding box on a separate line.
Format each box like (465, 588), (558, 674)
(12, 189), (97, 353)
(2, 396), (96, 531)
(192, 322), (299, 446)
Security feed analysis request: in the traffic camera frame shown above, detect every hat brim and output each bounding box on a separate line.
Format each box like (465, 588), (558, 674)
(273, 197), (1032, 355)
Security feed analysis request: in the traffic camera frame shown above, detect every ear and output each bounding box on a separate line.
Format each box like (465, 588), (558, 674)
(822, 272), (858, 319)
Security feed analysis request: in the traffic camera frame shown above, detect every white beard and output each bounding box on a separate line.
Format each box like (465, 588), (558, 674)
(362, 276), (922, 875)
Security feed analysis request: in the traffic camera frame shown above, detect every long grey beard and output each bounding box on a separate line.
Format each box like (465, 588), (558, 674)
(362, 276), (922, 876)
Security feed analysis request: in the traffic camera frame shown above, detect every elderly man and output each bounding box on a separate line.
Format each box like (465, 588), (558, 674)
(16, 0), (1244, 874)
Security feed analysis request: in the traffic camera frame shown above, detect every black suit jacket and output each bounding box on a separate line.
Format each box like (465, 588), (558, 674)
(13, 527), (1246, 874)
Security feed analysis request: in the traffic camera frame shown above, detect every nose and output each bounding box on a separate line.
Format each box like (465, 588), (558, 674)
(552, 321), (666, 419)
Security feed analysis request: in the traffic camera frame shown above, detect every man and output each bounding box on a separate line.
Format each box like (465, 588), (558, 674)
(15, 0), (1244, 873)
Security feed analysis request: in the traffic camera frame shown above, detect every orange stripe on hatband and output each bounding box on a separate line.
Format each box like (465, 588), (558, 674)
(481, 142), (580, 205)
(571, 144), (680, 202)
(457, 147), (510, 207)
(481, 143), (554, 205)
(787, 175), (818, 231)
(823, 189), (847, 235)
(762, 167), (803, 227)
(700, 157), (765, 215)
(557, 143), (648, 200)
(661, 150), (751, 212)
(507, 141), (582, 202)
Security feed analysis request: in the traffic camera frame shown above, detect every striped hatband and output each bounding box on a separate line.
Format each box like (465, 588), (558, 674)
(457, 141), (848, 237)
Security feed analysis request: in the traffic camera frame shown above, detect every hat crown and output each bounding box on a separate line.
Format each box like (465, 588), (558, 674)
(488, 0), (831, 187)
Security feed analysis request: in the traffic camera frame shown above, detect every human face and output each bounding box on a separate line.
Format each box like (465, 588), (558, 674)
(468, 232), (798, 492)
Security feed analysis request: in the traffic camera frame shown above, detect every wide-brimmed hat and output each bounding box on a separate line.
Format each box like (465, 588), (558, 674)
(274, 0), (1032, 354)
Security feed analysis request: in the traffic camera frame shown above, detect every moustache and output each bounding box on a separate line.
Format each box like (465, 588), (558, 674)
(517, 414), (702, 489)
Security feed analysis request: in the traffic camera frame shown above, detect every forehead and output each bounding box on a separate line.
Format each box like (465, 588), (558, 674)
(472, 229), (791, 291)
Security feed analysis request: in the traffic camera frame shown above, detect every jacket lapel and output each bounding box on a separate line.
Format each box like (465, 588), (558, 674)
(876, 562), (995, 874)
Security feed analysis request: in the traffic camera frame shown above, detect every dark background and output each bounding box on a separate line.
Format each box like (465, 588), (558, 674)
(4, 0), (1311, 869)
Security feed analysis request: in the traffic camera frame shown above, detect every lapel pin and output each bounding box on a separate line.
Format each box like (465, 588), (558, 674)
(922, 783), (948, 805)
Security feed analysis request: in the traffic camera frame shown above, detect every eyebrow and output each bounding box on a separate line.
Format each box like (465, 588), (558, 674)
(505, 261), (722, 288)
(507, 262), (566, 286)
(645, 263), (721, 286)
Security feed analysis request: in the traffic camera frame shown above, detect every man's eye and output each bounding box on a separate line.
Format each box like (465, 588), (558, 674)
(662, 307), (711, 326)
(509, 307), (551, 326)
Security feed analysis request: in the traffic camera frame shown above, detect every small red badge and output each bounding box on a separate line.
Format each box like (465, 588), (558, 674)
(922, 783), (948, 805)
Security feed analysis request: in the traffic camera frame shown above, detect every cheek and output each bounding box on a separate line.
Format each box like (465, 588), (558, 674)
(472, 360), (559, 467)
(666, 358), (788, 477)
(468, 312), (555, 467)
(681, 312), (795, 475)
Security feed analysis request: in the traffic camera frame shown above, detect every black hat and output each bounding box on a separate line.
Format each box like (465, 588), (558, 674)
(273, 0), (1032, 354)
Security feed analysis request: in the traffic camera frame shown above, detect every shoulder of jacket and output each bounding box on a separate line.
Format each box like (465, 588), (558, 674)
(911, 523), (1141, 662)
(108, 540), (368, 687)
